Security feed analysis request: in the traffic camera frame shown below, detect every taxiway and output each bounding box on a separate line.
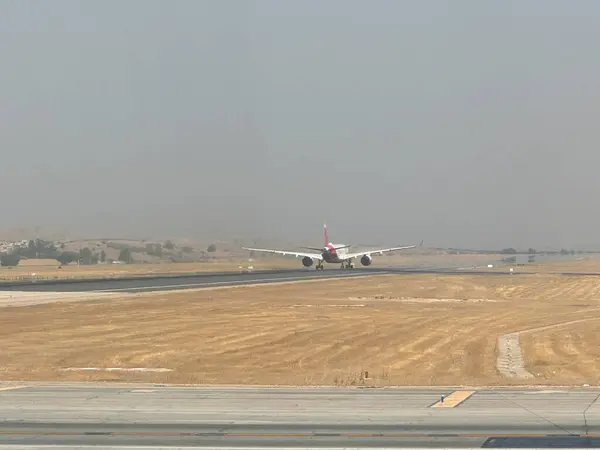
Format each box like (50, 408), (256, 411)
(1, 383), (600, 448)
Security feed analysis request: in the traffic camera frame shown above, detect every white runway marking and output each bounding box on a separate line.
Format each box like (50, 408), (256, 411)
(0, 385), (27, 391)
(60, 367), (173, 373)
(0, 291), (121, 307)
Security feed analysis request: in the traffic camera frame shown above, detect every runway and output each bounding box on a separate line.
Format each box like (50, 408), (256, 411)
(0, 267), (394, 293)
(0, 264), (539, 294)
(2, 383), (600, 448)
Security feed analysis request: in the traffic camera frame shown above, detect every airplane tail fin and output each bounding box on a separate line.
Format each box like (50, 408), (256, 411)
(324, 223), (329, 246)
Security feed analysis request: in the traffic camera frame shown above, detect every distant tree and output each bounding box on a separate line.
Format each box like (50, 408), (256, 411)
(1, 253), (21, 267)
(79, 247), (93, 265)
(99, 250), (106, 263)
(164, 240), (175, 250)
(501, 248), (517, 254)
(560, 249), (569, 255)
(181, 246), (193, 254)
(60, 243), (66, 250)
(91, 253), (99, 265)
(527, 248), (536, 254)
(207, 244), (217, 253)
(56, 251), (79, 266)
(118, 248), (133, 263)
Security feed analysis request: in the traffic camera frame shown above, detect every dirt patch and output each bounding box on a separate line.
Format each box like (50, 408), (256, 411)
(2, 274), (600, 386)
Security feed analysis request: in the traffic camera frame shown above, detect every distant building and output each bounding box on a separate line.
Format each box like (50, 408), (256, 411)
(516, 254), (529, 265)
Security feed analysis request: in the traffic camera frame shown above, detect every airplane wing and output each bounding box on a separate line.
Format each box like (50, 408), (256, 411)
(242, 247), (323, 260)
(342, 241), (423, 260)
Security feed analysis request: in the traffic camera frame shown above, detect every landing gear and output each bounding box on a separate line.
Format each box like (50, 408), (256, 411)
(315, 262), (324, 271)
(340, 261), (355, 270)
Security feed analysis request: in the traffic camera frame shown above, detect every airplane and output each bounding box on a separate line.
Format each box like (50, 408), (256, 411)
(242, 224), (421, 270)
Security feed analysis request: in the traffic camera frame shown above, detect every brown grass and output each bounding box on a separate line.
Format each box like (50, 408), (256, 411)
(490, 255), (600, 273)
(3, 273), (600, 386)
(522, 255), (600, 273)
(520, 319), (600, 385)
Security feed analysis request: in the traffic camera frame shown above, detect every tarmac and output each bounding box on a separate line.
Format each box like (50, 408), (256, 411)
(0, 268), (389, 295)
(2, 383), (600, 448)
(0, 264), (561, 294)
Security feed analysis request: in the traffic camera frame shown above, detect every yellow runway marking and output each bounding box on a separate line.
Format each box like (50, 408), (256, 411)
(430, 390), (475, 408)
(0, 385), (27, 392)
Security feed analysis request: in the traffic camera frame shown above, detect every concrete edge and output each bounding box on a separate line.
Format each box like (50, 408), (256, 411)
(1, 380), (598, 389)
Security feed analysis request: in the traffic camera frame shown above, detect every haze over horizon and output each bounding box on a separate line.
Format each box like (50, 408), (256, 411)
(2, 0), (600, 249)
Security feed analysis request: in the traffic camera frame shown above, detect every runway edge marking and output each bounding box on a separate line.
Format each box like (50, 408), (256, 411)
(430, 389), (475, 408)
(92, 272), (389, 293)
(0, 385), (27, 392)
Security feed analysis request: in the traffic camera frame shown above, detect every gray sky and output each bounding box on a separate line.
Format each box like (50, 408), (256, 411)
(1, 0), (600, 249)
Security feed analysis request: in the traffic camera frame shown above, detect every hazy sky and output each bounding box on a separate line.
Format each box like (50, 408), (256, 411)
(2, 0), (600, 249)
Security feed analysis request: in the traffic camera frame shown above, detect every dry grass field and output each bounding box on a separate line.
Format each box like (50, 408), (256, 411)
(3, 272), (600, 386)
(520, 320), (600, 385)
(521, 256), (600, 273)
(486, 255), (600, 273)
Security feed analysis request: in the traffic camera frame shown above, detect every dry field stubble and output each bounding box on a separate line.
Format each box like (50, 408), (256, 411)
(490, 255), (600, 274)
(524, 255), (600, 273)
(520, 319), (600, 385)
(3, 273), (600, 386)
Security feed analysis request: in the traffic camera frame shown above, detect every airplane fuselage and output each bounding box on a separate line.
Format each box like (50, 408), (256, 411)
(321, 243), (349, 263)
(241, 223), (419, 270)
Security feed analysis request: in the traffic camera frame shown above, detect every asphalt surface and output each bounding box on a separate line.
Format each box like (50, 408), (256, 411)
(0, 265), (539, 294)
(2, 383), (600, 448)
(0, 252), (595, 295)
(0, 253), (593, 295)
(0, 268), (391, 293)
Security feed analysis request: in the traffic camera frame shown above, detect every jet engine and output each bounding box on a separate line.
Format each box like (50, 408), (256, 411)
(360, 254), (372, 266)
(302, 256), (314, 267)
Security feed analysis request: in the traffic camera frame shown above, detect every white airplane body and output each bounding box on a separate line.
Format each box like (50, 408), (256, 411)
(243, 224), (420, 270)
